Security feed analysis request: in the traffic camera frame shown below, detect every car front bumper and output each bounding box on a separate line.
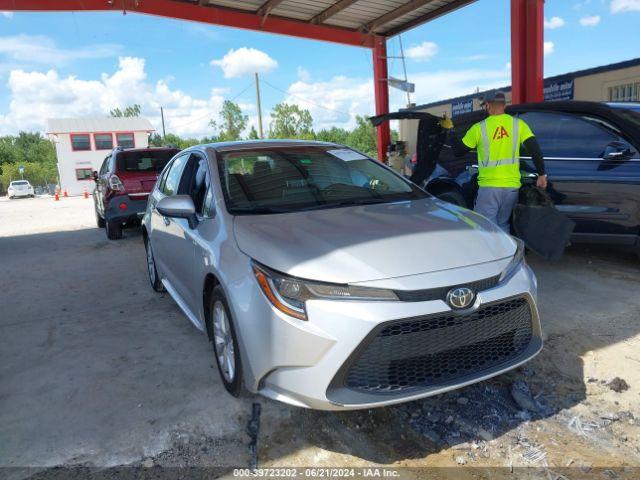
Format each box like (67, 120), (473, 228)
(235, 259), (542, 411)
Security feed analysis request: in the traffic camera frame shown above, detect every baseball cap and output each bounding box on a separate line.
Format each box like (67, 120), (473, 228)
(480, 90), (506, 105)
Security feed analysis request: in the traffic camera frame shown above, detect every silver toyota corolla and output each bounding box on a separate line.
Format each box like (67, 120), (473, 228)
(142, 140), (542, 410)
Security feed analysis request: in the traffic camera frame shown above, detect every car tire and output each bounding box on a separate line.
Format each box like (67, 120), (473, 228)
(208, 286), (243, 397)
(105, 220), (123, 240)
(436, 189), (467, 207)
(144, 236), (164, 292)
(94, 204), (106, 228)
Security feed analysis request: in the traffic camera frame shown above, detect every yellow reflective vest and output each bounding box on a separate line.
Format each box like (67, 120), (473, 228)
(461, 113), (534, 188)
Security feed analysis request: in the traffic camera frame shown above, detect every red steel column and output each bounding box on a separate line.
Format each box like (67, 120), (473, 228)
(373, 36), (390, 162)
(510, 0), (544, 104)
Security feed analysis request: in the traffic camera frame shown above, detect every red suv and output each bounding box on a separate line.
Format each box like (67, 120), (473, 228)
(93, 146), (179, 239)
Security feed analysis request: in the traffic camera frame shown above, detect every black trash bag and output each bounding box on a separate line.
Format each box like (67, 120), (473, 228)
(512, 186), (575, 261)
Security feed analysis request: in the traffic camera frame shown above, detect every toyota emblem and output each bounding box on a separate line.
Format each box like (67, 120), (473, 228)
(446, 287), (475, 310)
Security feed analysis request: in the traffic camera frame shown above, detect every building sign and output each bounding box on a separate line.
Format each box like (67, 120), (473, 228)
(388, 77), (415, 93)
(544, 80), (574, 101)
(452, 99), (473, 117)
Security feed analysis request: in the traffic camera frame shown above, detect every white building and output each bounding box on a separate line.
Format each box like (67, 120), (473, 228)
(46, 117), (155, 196)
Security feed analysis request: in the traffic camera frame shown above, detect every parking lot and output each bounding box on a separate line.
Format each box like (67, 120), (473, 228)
(1, 196), (640, 474)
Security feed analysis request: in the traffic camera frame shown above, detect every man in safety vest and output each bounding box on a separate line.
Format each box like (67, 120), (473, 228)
(441, 90), (547, 232)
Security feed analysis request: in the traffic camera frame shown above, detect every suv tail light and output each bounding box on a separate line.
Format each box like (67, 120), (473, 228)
(108, 175), (125, 192)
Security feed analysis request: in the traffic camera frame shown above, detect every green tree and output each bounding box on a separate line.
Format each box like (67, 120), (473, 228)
(268, 103), (314, 139)
(247, 125), (260, 140)
(209, 100), (247, 142)
(110, 104), (141, 117)
(316, 126), (349, 145)
(344, 115), (378, 157)
(0, 161), (58, 190)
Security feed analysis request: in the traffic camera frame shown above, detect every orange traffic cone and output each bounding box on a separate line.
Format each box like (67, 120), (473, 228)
(63, 189), (68, 198)
(83, 188), (89, 199)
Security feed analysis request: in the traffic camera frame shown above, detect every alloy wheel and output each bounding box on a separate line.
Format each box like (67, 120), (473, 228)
(146, 243), (156, 285)
(213, 301), (236, 383)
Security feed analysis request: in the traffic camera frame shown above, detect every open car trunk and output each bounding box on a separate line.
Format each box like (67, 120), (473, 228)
(370, 111), (445, 185)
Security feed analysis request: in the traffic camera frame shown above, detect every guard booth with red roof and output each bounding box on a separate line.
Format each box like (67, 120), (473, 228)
(0, 0), (545, 161)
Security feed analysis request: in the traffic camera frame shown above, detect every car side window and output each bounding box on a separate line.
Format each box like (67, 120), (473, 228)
(99, 156), (110, 176)
(156, 160), (173, 193)
(176, 153), (211, 216)
(161, 154), (188, 196)
(519, 111), (634, 159)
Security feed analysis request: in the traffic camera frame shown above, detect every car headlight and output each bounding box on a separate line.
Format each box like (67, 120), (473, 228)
(499, 237), (525, 283)
(252, 262), (398, 321)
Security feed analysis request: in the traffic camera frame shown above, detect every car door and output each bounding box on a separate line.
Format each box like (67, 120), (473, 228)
(518, 110), (640, 237)
(95, 155), (111, 215)
(179, 152), (219, 323)
(149, 152), (190, 292)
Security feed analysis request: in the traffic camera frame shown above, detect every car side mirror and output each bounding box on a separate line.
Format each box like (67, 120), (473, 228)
(603, 141), (632, 160)
(156, 195), (198, 229)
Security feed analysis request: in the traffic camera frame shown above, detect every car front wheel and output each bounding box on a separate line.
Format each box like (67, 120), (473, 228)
(209, 286), (243, 396)
(144, 236), (164, 292)
(94, 202), (105, 228)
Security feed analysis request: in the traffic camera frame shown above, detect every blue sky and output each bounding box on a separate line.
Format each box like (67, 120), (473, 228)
(0, 0), (638, 137)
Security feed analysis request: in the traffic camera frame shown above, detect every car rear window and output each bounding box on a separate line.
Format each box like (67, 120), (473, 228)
(116, 150), (177, 173)
(11, 181), (28, 186)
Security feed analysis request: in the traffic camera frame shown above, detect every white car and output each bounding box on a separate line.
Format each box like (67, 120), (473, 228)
(7, 180), (35, 199)
(143, 140), (542, 411)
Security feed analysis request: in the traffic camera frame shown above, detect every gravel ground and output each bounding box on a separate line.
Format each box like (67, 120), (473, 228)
(1, 195), (639, 479)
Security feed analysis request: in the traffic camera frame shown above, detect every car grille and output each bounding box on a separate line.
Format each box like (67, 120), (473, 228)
(343, 297), (533, 394)
(394, 275), (500, 302)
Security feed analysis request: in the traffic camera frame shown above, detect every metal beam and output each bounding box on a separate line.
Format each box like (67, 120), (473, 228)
(0, 0), (375, 48)
(310, 0), (359, 25)
(373, 36), (390, 162)
(510, 0), (544, 103)
(256, 0), (286, 18)
(383, 0), (477, 37)
(363, 0), (434, 33)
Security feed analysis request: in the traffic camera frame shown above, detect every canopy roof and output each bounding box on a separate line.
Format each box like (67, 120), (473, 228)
(201, 0), (475, 37)
(1, 0), (476, 47)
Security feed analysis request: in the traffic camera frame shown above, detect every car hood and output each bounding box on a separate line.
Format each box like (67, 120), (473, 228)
(233, 199), (516, 284)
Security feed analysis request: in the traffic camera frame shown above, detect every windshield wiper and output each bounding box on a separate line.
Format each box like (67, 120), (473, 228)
(231, 206), (292, 214)
(298, 198), (392, 211)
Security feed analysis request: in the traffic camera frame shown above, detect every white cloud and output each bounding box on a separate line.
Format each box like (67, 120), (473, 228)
(580, 14), (601, 26)
(0, 34), (121, 65)
(404, 41), (438, 62)
(0, 57), (227, 138)
(611, 0), (640, 12)
(544, 41), (555, 56)
(1, 11), (13, 18)
(279, 67), (509, 131)
(211, 47), (277, 78)
(544, 16), (565, 29)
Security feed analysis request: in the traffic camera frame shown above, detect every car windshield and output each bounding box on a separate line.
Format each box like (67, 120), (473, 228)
(11, 181), (28, 186)
(116, 150), (176, 173)
(217, 146), (427, 215)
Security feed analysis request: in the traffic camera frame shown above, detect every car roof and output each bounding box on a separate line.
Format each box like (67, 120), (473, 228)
(113, 146), (180, 155)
